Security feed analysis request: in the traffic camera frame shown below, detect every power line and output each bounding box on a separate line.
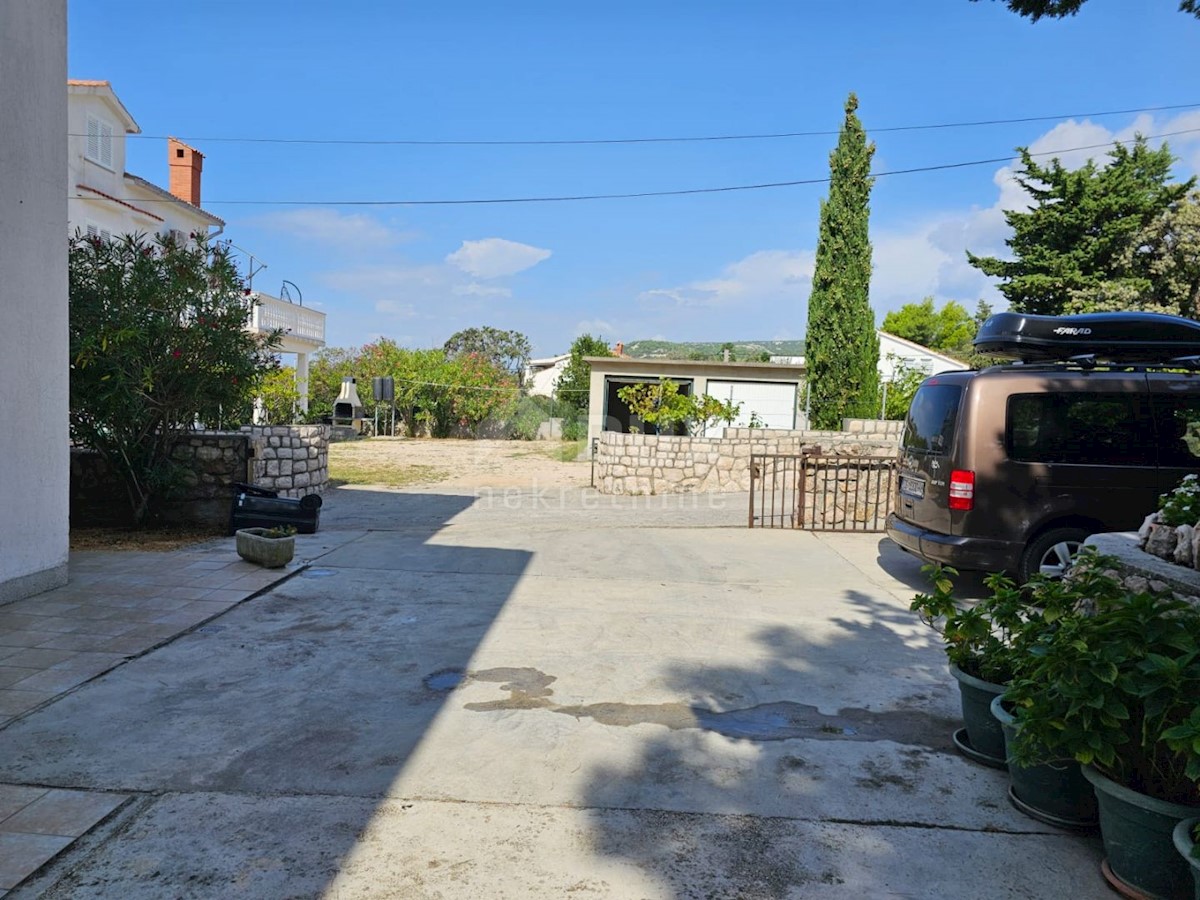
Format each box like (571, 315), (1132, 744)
(71, 127), (1200, 208)
(66, 102), (1200, 147)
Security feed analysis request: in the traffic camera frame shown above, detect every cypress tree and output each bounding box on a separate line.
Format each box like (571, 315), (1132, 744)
(805, 93), (880, 429)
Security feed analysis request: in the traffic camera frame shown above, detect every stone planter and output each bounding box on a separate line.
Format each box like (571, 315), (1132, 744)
(235, 528), (295, 568)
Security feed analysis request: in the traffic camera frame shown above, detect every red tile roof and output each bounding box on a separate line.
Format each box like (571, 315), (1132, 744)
(75, 184), (164, 223)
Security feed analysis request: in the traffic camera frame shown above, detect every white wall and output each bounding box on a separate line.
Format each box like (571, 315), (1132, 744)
(0, 0), (69, 602)
(527, 357), (569, 397)
(878, 331), (966, 382)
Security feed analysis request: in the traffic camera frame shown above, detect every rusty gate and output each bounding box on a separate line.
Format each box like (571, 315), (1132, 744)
(748, 449), (898, 532)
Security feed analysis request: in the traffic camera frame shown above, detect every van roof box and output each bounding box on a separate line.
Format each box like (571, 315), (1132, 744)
(973, 311), (1200, 363)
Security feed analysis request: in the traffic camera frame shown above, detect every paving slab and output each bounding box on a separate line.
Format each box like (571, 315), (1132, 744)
(0, 486), (1107, 897)
(25, 793), (1097, 900)
(0, 787), (127, 891)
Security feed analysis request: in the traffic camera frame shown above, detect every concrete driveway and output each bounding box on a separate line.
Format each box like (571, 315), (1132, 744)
(1, 485), (1101, 898)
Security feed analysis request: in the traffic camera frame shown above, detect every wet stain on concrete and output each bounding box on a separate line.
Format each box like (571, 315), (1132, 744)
(463, 667), (556, 711)
(855, 758), (917, 793)
(551, 700), (955, 749)
(421, 666), (557, 709)
(458, 669), (955, 749)
(423, 669), (466, 692)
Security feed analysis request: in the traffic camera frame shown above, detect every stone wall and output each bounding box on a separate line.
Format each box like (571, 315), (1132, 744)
(242, 425), (329, 497)
(70, 425), (329, 528)
(723, 423), (901, 443)
(71, 432), (253, 528)
(843, 418), (905, 437)
(594, 430), (898, 495)
(167, 433), (254, 525)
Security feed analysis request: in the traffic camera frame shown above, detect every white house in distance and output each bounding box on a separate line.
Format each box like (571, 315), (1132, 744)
(67, 80), (223, 244)
(877, 330), (967, 382)
(772, 331), (966, 386)
(525, 353), (570, 397)
(66, 80), (325, 413)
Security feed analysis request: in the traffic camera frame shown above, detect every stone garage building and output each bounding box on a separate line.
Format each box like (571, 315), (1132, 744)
(584, 356), (809, 454)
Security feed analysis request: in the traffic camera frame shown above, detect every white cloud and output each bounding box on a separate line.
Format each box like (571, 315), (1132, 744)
(453, 282), (512, 299)
(251, 208), (412, 248)
(445, 237), (551, 279)
(640, 249), (815, 309)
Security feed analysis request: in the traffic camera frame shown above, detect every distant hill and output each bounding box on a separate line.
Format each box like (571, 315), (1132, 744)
(622, 339), (806, 361)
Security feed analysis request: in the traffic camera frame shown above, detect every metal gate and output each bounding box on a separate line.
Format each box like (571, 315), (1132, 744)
(749, 449), (898, 532)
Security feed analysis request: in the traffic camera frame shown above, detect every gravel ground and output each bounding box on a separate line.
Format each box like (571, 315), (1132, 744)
(328, 437), (592, 491)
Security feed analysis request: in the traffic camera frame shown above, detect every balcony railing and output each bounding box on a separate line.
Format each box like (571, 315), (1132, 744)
(248, 292), (326, 347)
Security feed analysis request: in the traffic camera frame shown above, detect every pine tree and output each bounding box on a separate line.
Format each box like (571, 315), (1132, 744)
(805, 93), (880, 429)
(967, 138), (1194, 316)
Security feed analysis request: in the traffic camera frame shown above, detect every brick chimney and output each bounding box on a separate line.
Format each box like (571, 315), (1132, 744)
(168, 137), (204, 207)
(614, 342), (624, 356)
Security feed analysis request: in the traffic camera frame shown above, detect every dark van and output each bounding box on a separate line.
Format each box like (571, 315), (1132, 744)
(885, 311), (1200, 582)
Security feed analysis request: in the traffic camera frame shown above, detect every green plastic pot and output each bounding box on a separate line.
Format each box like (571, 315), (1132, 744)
(1084, 766), (1200, 900)
(1173, 818), (1200, 900)
(948, 664), (1006, 767)
(990, 695), (1097, 830)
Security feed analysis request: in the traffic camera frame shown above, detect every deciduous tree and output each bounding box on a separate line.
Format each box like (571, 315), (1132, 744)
(443, 326), (532, 382)
(557, 334), (613, 410)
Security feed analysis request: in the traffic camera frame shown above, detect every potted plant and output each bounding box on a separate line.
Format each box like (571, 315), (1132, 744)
(1173, 818), (1200, 900)
(910, 565), (1071, 768)
(235, 525), (296, 568)
(1006, 557), (1200, 900)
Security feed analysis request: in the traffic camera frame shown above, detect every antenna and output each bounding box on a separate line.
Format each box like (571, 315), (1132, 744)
(221, 241), (268, 289)
(280, 279), (303, 306)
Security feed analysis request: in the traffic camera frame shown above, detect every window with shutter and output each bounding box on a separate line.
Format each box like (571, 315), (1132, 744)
(86, 115), (115, 169)
(99, 121), (113, 168)
(86, 117), (99, 160)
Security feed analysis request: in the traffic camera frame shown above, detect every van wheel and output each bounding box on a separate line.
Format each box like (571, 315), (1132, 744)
(1019, 528), (1088, 583)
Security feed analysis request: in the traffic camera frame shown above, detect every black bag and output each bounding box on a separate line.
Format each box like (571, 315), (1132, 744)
(228, 482), (321, 534)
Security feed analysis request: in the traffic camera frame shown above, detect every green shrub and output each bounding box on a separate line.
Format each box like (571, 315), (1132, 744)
(1159, 473), (1200, 526)
(509, 396), (550, 441)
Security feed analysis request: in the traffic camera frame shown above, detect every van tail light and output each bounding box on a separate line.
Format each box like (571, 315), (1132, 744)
(948, 470), (975, 511)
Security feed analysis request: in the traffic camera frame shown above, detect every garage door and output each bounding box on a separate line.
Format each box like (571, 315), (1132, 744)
(706, 381), (798, 430)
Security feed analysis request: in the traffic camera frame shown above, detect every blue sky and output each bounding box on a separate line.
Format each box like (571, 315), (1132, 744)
(69, 1), (1200, 357)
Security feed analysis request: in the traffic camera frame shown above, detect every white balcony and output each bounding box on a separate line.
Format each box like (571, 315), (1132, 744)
(248, 291), (326, 353)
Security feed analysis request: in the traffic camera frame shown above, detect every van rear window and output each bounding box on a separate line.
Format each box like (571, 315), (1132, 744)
(902, 384), (962, 453)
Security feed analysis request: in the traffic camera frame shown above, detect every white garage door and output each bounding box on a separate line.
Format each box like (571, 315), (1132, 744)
(706, 381), (798, 430)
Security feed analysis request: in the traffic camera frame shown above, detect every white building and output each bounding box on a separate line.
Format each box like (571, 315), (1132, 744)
(525, 353), (570, 397)
(877, 330), (968, 382)
(2, 1), (68, 603)
(67, 80), (325, 414)
(68, 80), (223, 243)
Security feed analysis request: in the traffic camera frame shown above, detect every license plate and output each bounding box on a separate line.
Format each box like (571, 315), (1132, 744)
(900, 476), (925, 499)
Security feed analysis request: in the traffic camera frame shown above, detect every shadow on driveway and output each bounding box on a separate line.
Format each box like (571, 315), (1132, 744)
(0, 488), (530, 897)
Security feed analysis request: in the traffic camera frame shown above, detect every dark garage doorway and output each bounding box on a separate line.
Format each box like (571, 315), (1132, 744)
(603, 377), (694, 436)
